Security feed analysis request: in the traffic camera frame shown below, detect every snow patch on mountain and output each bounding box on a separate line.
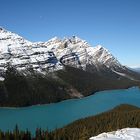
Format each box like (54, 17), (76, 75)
(0, 27), (63, 74)
(0, 27), (31, 50)
(89, 128), (140, 140)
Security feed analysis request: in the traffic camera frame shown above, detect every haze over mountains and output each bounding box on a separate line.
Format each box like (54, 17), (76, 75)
(0, 27), (140, 106)
(133, 68), (140, 73)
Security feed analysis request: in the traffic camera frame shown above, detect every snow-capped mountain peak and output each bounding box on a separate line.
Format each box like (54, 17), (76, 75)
(85, 44), (121, 70)
(0, 27), (63, 74)
(0, 27), (32, 53)
(46, 36), (61, 44)
(0, 27), (31, 43)
(95, 44), (104, 50)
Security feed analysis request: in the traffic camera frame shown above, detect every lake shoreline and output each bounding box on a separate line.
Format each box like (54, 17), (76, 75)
(0, 87), (140, 133)
(0, 86), (139, 109)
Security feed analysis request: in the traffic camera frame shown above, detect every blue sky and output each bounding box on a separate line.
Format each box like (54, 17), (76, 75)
(0, 0), (140, 67)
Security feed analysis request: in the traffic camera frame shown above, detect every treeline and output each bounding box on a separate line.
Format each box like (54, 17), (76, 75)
(0, 104), (140, 140)
(0, 66), (139, 107)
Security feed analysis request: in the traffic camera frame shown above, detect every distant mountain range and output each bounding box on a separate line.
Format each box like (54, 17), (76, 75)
(0, 27), (140, 106)
(133, 68), (140, 73)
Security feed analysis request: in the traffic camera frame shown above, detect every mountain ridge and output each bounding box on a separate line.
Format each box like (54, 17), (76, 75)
(0, 27), (135, 78)
(0, 27), (140, 107)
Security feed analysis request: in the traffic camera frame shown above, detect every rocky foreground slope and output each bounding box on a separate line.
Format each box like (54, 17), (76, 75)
(90, 128), (140, 140)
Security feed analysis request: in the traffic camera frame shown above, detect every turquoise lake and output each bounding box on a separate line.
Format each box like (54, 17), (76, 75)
(0, 87), (140, 134)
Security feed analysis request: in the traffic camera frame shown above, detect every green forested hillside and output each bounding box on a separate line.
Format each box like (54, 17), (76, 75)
(48, 104), (140, 140)
(0, 66), (139, 107)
